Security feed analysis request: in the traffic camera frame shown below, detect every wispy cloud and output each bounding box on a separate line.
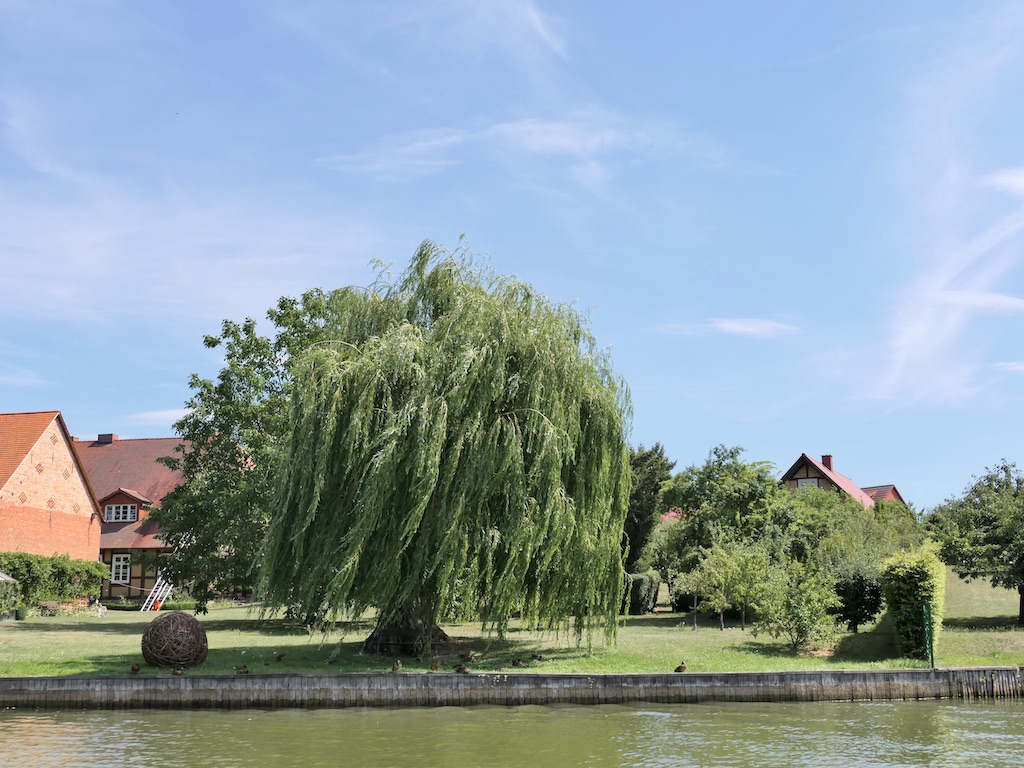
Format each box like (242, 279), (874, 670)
(983, 167), (1024, 196)
(871, 7), (1024, 404)
(127, 409), (188, 426)
(993, 361), (1024, 372)
(657, 318), (799, 338)
(317, 112), (723, 194)
(318, 129), (468, 177)
(318, 115), (635, 188)
(0, 365), (49, 386)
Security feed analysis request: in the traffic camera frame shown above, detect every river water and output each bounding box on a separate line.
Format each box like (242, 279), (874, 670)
(1, 701), (1021, 767)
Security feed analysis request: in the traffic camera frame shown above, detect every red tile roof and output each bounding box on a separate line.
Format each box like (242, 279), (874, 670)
(862, 484), (906, 505)
(100, 518), (166, 549)
(781, 453), (878, 507)
(74, 436), (186, 505)
(1, 411), (102, 516)
(0, 411), (62, 490)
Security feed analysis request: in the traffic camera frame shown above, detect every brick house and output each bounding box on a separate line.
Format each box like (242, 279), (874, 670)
(780, 453), (905, 507)
(74, 434), (185, 602)
(0, 411), (102, 561)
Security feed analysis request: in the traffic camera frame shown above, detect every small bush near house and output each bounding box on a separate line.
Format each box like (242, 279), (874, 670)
(0, 576), (19, 619)
(0, 552), (109, 607)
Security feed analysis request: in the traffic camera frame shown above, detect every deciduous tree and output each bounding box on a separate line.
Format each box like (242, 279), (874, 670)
(152, 290), (346, 610)
(928, 460), (1024, 625)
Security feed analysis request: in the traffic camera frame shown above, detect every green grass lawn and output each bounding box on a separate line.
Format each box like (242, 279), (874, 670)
(1, 570), (1020, 677)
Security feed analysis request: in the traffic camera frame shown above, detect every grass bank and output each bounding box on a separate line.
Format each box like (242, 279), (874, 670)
(0, 571), (1020, 677)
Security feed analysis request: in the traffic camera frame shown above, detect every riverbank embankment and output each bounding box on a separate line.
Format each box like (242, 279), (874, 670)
(2, 667), (1021, 709)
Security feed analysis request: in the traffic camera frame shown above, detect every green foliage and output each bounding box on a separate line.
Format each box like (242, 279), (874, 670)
(880, 544), (946, 660)
(624, 570), (661, 615)
(680, 537), (772, 630)
(927, 460), (1024, 625)
(153, 288), (354, 607)
(259, 240), (632, 649)
(754, 560), (839, 650)
(667, 575), (692, 613)
(0, 577), (18, 617)
(0, 553), (108, 606)
(655, 446), (782, 574)
(636, 516), (688, 579)
(807, 489), (922, 631)
(833, 574), (883, 633)
(623, 443), (675, 572)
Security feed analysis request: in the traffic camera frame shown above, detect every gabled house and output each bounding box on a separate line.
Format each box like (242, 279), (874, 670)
(0, 411), (102, 561)
(74, 433), (185, 601)
(780, 453), (905, 508)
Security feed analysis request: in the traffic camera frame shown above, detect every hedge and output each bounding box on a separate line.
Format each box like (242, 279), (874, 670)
(881, 544), (945, 661)
(624, 570), (662, 615)
(0, 552), (109, 607)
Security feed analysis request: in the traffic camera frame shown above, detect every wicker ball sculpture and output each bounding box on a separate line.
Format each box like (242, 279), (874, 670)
(141, 611), (209, 669)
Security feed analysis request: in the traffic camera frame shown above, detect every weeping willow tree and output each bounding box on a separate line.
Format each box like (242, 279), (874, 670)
(259, 240), (632, 655)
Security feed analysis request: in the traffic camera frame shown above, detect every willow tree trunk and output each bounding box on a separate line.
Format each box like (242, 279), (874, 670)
(1018, 586), (1023, 627)
(362, 598), (451, 657)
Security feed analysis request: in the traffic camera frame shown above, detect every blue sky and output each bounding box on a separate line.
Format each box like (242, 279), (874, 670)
(3, 2), (1023, 510)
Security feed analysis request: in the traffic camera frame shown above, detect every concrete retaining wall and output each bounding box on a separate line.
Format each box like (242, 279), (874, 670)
(1, 667), (1021, 709)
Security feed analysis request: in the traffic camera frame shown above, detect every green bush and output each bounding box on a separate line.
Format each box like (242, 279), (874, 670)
(0, 552), (109, 606)
(754, 560), (839, 651)
(667, 575), (691, 613)
(881, 544), (945, 661)
(0, 577), (19, 618)
(833, 574), (884, 633)
(624, 570), (661, 615)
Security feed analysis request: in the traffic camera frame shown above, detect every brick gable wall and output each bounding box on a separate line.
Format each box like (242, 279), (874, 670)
(0, 420), (99, 561)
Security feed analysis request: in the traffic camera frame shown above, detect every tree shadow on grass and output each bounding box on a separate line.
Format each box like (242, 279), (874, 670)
(831, 612), (900, 663)
(619, 612), (694, 629)
(733, 614), (904, 665)
(942, 616), (1021, 630)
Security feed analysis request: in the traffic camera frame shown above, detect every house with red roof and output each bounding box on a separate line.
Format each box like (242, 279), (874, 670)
(780, 453), (906, 507)
(74, 433), (185, 601)
(0, 411), (102, 561)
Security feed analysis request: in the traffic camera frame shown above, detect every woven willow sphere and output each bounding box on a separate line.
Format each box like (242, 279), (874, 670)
(141, 611), (209, 669)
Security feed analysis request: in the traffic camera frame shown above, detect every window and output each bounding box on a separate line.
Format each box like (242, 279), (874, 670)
(111, 554), (131, 584)
(105, 504), (138, 522)
(797, 478), (820, 488)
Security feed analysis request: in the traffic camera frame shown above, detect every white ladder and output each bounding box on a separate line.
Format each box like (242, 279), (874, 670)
(141, 577), (173, 611)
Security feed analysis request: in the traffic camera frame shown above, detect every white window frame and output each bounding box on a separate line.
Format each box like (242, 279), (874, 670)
(105, 503), (138, 522)
(797, 478), (820, 488)
(111, 554), (131, 584)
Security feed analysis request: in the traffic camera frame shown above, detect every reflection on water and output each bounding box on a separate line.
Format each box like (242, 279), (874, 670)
(1, 701), (1022, 768)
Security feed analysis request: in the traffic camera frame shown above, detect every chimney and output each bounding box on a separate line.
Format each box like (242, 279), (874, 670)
(821, 454), (833, 471)
(97, 434), (118, 444)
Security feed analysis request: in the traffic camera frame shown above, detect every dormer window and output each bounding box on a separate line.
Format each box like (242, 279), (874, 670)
(106, 503), (138, 522)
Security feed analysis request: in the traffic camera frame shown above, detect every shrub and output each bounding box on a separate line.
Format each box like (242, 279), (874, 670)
(625, 570), (661, 615)
(0, 577), (19, 619)
(754, 560), (839, 651)
(881, 544), (945, 661)
(0, 552), (109, 606)
(833, 574), (884, 633)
